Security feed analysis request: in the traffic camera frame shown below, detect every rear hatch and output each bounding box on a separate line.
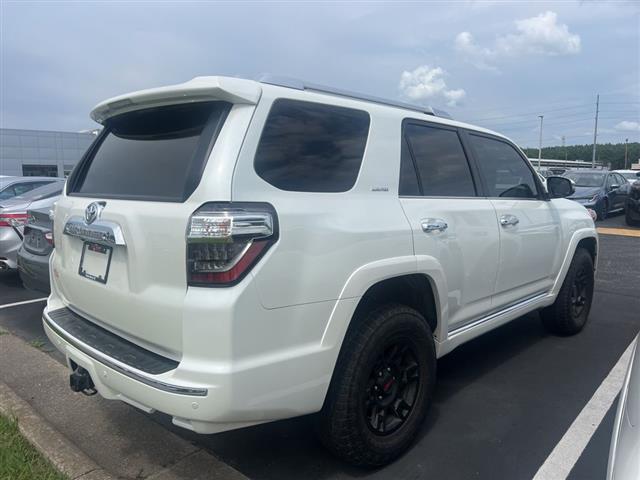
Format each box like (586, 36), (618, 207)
(51, 83), (257, 358)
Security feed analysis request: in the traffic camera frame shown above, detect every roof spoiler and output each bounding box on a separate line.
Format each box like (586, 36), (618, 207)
(90, 76), (262, 124)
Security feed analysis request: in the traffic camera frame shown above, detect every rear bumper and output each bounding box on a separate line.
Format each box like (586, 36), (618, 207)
(0, 228), (21, 269)
(17, 247), (51, 293)
(43, 279), (344, 434)
(43, 313), (227, 432)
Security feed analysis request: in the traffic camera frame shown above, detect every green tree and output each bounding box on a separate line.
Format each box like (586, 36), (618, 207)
(521, 142), (640, 170)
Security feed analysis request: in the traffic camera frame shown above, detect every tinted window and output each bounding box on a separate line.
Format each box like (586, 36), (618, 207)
(72, 102), (229, 201)
(402, 123), (475, 197)
(254, 99), (370, 192)
(399, 136), (420, 195)
(470, 135), (538, 198)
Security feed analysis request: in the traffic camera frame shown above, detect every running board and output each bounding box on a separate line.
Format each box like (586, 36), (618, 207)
(448, 292), (548, 339)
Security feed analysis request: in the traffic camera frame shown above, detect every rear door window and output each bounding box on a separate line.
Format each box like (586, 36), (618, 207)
(254, 99), (370, 192)
(69, 101), (230, 201)
(469, 135), (539, 199)
(401, 123), (476, 197)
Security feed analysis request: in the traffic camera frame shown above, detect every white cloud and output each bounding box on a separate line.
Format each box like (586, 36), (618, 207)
(399, 65), (466, 106)
(454, 32), (500, 72)
(455, 11), (580, 70)
(615, 121), (640, 132)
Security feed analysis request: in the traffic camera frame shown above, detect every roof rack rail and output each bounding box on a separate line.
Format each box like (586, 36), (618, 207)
(257, 74), (451, 119)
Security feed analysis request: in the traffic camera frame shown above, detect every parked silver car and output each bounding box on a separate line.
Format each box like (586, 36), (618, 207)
(607, 335), (639, 480)
(0, 180), (64, 270)
(0, 176), (60, 200)
(17, 204), (56, 293)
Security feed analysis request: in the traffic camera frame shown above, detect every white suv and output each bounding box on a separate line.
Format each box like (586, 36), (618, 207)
(44, 76), (598, 466)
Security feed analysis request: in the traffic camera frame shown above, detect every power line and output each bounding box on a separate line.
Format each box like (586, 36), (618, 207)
(465, 104), (595, 122)
(466, 107), (638, 125)
(473, 112), (639, 130)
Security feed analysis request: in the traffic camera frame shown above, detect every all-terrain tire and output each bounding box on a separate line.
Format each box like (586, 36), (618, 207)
(541, 248), (594, 336)
(316, 304), (436, 467)
(625, 207), (640, 227)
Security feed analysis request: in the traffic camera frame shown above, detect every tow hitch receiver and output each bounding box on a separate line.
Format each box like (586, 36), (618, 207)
(69, 366), (97, 396)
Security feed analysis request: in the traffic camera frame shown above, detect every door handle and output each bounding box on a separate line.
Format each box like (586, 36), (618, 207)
(421, 219), (448, 233)
(500, 214), (519, 227)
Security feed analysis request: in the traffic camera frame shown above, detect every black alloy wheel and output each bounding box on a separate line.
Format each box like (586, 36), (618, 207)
(569, 263), (590, 320)
(364, 340), (420, 435)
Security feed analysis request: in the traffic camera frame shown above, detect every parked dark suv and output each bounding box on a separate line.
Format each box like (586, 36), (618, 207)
(625, 174), (640, 226)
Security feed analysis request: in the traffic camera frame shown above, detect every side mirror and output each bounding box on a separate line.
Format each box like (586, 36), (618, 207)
(610, 184), (620, 191)
(547, 176), (575, 198)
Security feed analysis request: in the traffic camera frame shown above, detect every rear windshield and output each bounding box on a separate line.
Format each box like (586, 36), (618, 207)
(69, 101), (230, 201)
(14, 181), (64, 201)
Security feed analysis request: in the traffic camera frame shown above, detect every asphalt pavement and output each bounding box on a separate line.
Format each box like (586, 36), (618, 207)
(0, 210), (638, 480)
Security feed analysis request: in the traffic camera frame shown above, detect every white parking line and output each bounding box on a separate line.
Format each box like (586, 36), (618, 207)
(0, 297), (48, 310)
(532, 339), (636, 480)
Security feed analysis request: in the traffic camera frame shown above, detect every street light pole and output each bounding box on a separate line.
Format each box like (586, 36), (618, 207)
(538, 115), (544, 170)
(591, 94), (599, 169)
(625, 138), (629, 169)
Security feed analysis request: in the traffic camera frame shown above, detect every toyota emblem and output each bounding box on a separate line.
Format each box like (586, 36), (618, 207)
(84, 202), (104, 225)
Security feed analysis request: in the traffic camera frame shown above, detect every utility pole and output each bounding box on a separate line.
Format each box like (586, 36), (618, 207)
(538, 115), (544, 170)
(591, 94), (599, 169)
(625, 138), (629, 169)
(562, 135), (567, 161)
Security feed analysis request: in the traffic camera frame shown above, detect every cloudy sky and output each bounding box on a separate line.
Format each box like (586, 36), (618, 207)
(1, 1), (638, 148)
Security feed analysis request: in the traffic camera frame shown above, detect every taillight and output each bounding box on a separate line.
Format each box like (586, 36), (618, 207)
(0, 213), (28, 229)
(48, 207), (56, 249)
(186, 203), (278, 286)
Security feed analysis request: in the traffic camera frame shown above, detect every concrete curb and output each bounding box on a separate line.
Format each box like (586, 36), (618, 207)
(0, 331), (249, 480)
(0, 381), (114, 480)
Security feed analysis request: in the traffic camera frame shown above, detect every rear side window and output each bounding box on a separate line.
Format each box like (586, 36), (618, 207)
(70, 101), (230, 201)
(401, 123), (476, 197)
(254, 99), (370, 192)
(399, 136), (420, 196)
(469, 135), (538, 199)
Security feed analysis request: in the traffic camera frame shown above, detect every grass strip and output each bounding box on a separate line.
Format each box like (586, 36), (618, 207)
(0, 414), (67, 480)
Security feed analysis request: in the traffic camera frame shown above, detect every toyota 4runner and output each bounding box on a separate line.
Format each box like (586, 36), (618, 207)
(44, 75), (598, 467)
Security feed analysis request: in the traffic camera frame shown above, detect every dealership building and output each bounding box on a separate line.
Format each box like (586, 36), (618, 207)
(0, 128), (97, 178)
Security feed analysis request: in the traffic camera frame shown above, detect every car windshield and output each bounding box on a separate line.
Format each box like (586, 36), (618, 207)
(619, 172), (640, 180)
(564, 172), (606, 187)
